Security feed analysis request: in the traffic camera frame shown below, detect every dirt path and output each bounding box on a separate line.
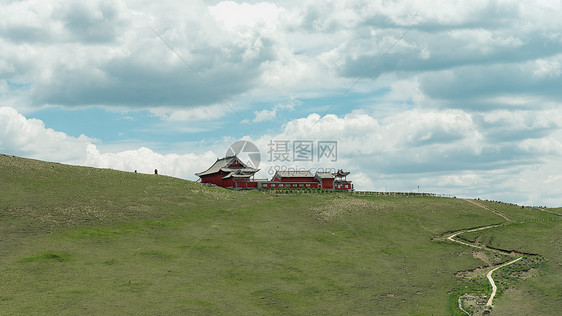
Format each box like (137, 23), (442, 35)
(464, 199), (512, 222)
(445, 200), (522, 311)
(446, 224), (502, 250)
(445, 200), (509, 253)
(446, 223), (523, 307)
(486, 256), (523, 306)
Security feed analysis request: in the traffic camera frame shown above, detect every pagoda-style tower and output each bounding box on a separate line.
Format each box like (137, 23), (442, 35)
(332, 169), (353, 191)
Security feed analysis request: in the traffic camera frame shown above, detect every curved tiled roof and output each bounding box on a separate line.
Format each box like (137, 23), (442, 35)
(195, 155), (259, 177)
(315, 172), (335, 179)
(334, 169), (350, 177)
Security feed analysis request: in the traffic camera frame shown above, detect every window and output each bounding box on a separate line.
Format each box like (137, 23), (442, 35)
(299, 184), (304, 187)
(306, 184), (310, 187)
(280, 184), (284, 188)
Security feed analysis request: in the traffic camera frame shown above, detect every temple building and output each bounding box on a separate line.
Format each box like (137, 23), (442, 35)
(196, 155), (353, 191)
(195, 156), (259, 189)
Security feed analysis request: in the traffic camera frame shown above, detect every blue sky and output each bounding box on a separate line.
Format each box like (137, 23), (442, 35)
(1, 0), (562, 206)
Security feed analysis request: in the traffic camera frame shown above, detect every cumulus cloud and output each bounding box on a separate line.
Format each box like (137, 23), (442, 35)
(57, 0), (128, 43)
(84, 144), (216, 178)
(533, 57), (562, 78)
(253, 108), (277, 122)
(0, 106), (215, 179)
(208, 1), (283, 33)
(1, 0), (279, 110)
(2, 1), (562, 206)
(2, 0), (561, 115)
(253, 97), (300, 122)
(251, 106), (562, 205)
(0, 106), (94, 163)
(149, 104), (227, 122)
(2, 105), (562, 205)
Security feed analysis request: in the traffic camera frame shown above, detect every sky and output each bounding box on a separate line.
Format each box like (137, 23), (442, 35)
(1, 0), (562, 206)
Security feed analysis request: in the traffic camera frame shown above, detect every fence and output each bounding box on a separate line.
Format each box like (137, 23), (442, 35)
(352, 191), (455, 198)
(263, 188), (455, 198)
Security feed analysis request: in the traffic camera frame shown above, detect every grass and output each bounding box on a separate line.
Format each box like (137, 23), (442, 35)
(19, 252), (73, 263)
(458, 218), (561, 315)
(473, 199), (561, 223)
(1, 153), (560, 315)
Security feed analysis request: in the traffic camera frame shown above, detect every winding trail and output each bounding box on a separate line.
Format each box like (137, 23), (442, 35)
(445, 200), (524, 309)
(446, 224), (501, 250)
(485, 257), (523, 306)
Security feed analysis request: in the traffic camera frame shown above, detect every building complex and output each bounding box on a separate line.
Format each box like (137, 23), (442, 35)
(196, 156), (353, 191)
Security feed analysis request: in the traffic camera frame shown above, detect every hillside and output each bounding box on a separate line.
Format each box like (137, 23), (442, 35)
(0, 154), (560, 315)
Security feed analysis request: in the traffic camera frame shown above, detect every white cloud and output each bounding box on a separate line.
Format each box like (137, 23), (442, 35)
(150, 104), (226, 122)
(533, 57), (562, 78)
(265, 109), (481, 156)
(250, 106), (562, 205)
(253, 108), (277, 122)
(252, 97), (301, 122)
(208, 1), (283, 32)
(84, 144), (216, 178)
(2, 0), (560, 115)
(0, 0), (277, 109)
(349, 172), (376, 190)
(2, 105), (562, 206)
(448, 29), (524, 50)
(518, 136), (562, 155)
(2, 1), (562, 207)
(0, 106), (215, 179)
(515, 160), (562, 206)
(0, 106), (95, 163)
(438, 172), (481, 188)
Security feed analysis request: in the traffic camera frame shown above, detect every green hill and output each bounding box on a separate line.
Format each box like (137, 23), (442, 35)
(1, 154), (560, 315)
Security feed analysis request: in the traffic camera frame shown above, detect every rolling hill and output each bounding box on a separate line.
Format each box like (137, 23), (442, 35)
(1, 153), (560, 315)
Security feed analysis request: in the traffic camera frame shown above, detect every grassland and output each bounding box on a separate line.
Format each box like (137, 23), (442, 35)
(0, 154), (560, 315)
(457, 203), (561, 315)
